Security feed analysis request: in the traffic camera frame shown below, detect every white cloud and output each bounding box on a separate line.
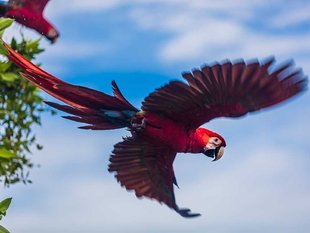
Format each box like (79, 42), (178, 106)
(270, 3), (310, 28)
(158, 19), (245, 62)
(238, 34), (310, 58)
(40, 40), (111, 59)
(3, 146), (310, 233)
(69, 0), (122, 11)
(2, 22), (41, 41)
(47, 0), (275, 17)
(124, 1), (310, 64)
(6, 0), (309, 69)
(178, 152), (310, 231)
(6, 0), (309, 65)
(46, 0), (123, 15)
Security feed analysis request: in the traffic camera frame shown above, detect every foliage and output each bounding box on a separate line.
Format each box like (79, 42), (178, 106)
(0, 19), (13, 38)
(0, 18), (54, 186)
(0, 197), (12, 233)
(0, 198), (11, 220)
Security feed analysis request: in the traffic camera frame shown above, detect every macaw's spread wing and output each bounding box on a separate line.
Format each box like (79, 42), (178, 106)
(23, 0), (49, 13)
(142, 57), (307, 129)
(1, 39), (138, 130)
(109, 137), (200, 218)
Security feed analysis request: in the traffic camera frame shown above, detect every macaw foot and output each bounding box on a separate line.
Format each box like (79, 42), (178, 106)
(131, 114), (146, 132)
(176, 208), (201, 218)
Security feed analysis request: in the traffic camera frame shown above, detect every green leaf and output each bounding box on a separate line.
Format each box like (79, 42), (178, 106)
(0, 18), (14, 32)
(33, 87), (41, 94)
(0, 198), (12, 216)
(26, 39), (40, 49)
(10, 38), (17, 50)
(0, 225), (10, 233)
(0, 42), (8, 56)
(0, 149), (15, 159)
(0, 62), (11, 73)
(0, 18), (14, 37)
(0, 73), (19, 82)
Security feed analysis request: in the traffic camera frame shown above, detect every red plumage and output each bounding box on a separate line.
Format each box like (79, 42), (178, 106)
(0, 0), (59, 43)
(1, 39), (307, 217)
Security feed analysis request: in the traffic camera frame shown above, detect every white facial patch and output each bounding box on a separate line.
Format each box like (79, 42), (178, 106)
(204, 137), (222, 150)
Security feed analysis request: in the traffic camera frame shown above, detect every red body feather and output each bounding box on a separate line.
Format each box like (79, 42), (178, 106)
(141, 112), (224, 153)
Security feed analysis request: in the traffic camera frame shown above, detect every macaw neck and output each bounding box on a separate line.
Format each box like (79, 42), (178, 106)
(185, 130), (205, 153)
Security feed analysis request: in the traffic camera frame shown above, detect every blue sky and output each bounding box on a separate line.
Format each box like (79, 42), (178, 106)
(1, 0), (310, 232)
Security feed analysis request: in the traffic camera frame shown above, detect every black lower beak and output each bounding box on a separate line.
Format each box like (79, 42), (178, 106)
(203, 149), (215, 158)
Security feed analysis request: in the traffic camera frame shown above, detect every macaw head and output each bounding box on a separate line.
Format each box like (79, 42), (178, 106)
(196, 128), (226, 161)
(5, 7), (60, 43)
(37, 19), (59, 44)
(45, 26), (59, 44)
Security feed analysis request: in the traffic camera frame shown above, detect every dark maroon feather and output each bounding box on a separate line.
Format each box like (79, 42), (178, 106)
(142, 57), (307, 129)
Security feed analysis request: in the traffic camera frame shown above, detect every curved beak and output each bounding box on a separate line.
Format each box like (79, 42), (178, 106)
(46, 28), (60, 44)
(203, 146), (225, 161)
(213, 146), (225, 161)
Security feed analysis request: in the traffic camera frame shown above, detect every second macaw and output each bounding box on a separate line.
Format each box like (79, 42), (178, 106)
(1, 39), (307, 217)
(0, 0), (59, 43)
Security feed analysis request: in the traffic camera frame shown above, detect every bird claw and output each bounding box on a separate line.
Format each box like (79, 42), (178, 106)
(176, 208), (201, 218)
(131, 116), (146, 132)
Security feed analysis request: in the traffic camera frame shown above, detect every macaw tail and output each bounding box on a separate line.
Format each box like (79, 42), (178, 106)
(1, 39), (139, 130)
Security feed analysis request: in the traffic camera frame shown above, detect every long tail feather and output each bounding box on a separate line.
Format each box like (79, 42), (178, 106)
(1, 39), (138, 130)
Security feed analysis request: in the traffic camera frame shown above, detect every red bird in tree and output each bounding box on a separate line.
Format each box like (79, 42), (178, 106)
(0, 0), (59, 43)
(1, 40), (307, 217)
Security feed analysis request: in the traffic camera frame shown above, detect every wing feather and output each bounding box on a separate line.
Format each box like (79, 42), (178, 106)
(142, 57), (307, 129)
(108, 137), (200, 217)
(23, 0), (49, 13)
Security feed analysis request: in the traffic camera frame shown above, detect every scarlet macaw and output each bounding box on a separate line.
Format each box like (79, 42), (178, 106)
(1, 40), (307, 217)
(0, 0), (59, 43)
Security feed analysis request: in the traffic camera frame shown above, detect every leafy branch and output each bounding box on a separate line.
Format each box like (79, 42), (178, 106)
(0, 18), (55, 186)
(0, 197), (12, 233)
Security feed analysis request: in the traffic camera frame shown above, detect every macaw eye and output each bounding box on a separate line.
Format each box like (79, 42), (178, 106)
(212, 137), (222, 145)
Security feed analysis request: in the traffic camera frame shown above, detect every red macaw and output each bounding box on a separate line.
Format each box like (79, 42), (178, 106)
(1, 40), (307, 217)
(0, 0), (59, 43)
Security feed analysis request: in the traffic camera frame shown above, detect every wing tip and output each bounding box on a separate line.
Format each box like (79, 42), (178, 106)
(176, 208), (201, 218)
(262, 55), (276, 66)
(78, 125), (93, 130)
(184, 56), (277, 76)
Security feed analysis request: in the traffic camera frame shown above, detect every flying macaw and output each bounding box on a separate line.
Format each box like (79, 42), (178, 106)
(0, 0), (59, 43)
(1, 39), (307, 217)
